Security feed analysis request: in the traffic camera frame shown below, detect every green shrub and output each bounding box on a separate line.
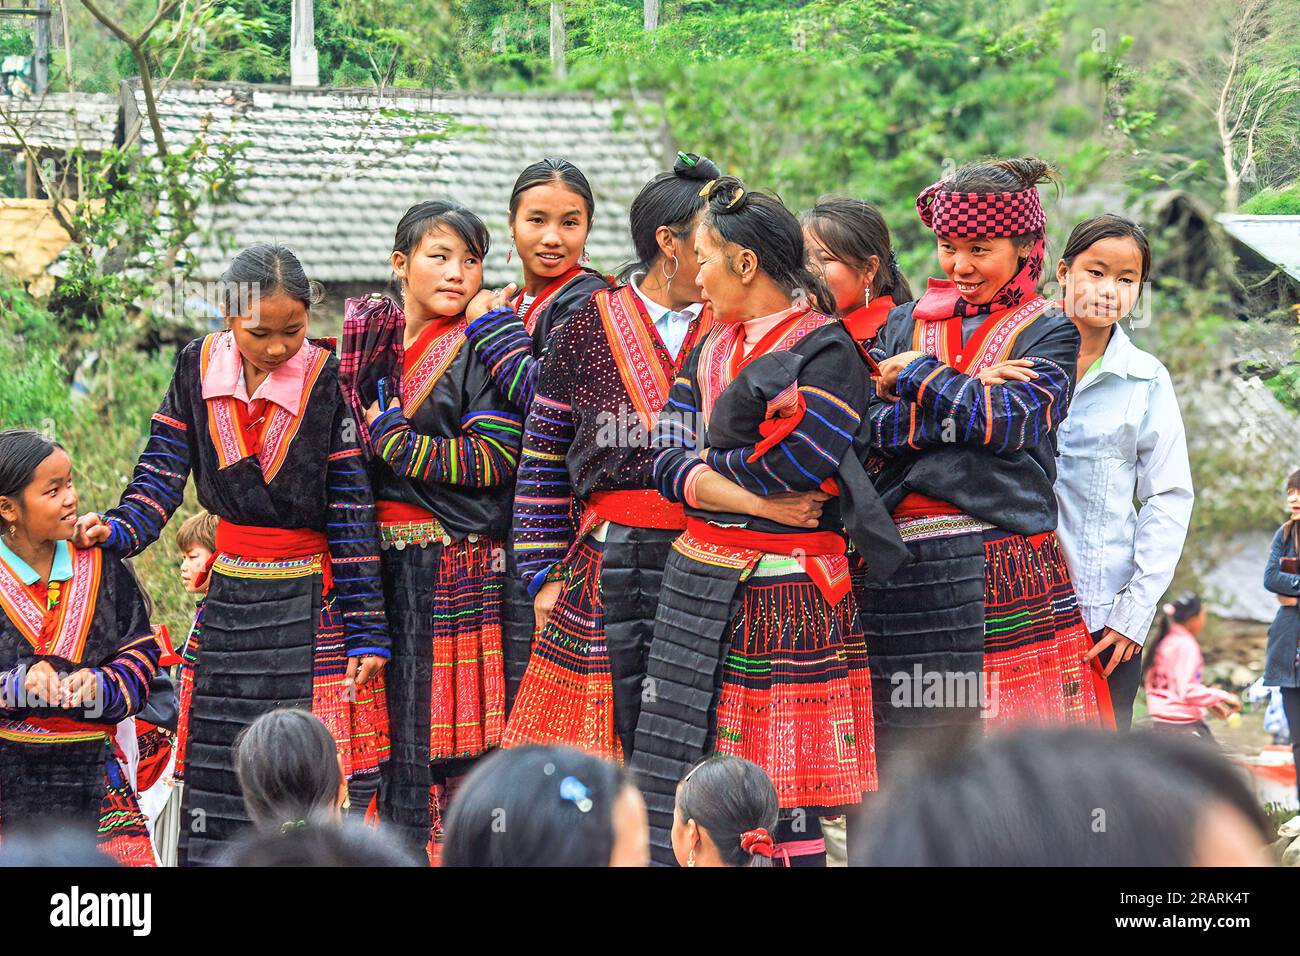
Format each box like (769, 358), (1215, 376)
(1240, 185), (1300, 216)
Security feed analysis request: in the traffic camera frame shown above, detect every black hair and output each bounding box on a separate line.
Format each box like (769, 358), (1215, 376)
(442, 745), (630, 867)
(220, 820), (422, 867)
(1286, 468), (1300, 495)
(947, 156), (1060, 247)
(393, 200), (490, 263)
(802, 196), (914, 304)
(0, 429), (65, 535)
(218, 242), (321, 318)
(1062, 213), (1152, 283)
(699, 176), (833, 313)
(508, 157), (596, 224)
(854, 728), (1272, 866)
(390, 200), (491, 299)
(233, 708), (340, 832)
(676, 755), (779, 868)
(621, 151), (721, 279)
(1143, 592), (1204, 679)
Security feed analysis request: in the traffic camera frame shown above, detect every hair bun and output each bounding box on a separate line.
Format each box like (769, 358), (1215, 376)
(674, 151), (721, 182)
(703, 175), (750, 215)
(739, 828), (775, 857)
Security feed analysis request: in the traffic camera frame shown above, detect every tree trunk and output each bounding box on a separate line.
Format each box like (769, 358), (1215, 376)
(1223, 141), (1239, 211)
(644, 0), (659, 31)
(550, 2), (566, 80)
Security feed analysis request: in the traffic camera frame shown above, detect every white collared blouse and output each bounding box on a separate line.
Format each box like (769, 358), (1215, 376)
(1054, 323), (1195, 644)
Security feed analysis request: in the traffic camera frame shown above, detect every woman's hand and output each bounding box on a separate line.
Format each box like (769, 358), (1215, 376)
(874, 350), (926, 401)
(345, 655), (386, 691)
(364, 398), (400, 427)
(72, 513), (111, 549)
(60, 669), (99, 709)
(1278, 594), (1298, 607)
(533, 580), (563, 633)
(976, 359), (1037, 386)
(24, 660), (60, 707)
(1082, 627), (1139, 677)
(466, 283), (520, 322)
(755, 490), (830, 529)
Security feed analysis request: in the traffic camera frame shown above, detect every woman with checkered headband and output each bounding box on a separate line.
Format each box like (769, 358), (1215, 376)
(857, 157), (1111, 787)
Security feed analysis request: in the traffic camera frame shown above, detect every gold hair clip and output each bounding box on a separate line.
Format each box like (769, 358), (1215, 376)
(698, 179), (720, 198)
(726, 188), (745, 208)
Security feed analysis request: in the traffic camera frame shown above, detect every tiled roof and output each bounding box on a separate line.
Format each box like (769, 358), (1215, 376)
(1217, 215), (1300, 283)
(124, 80), (672, 285)
(0, 92), (119, 153)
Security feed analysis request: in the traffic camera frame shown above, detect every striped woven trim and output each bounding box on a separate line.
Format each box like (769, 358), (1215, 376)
(212, 553), (323, 580)
(0, 719), (109, 744)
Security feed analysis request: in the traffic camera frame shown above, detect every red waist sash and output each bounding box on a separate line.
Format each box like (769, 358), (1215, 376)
(213, 520), (333, 591)
(587, 490), (686, 531)
(0, 714), (110, 741)
(893, 491), (962, 519)
(375, 500), (437, 524)
(684, 517), (848, 604)
(684, 517), (844, 556)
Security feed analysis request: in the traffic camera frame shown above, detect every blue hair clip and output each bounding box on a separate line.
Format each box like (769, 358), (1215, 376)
(559, 775), (593, 813)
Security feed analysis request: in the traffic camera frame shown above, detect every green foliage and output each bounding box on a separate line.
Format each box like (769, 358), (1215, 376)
(0, 24), (33, 57)
(42, 132), (247, 332)
(0, 285), (200, 639)
(316, 0), (456, 89)
(1240, 184), (1300, 215)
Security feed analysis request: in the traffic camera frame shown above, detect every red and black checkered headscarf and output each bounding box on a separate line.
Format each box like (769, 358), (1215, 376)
(912, 177), (1046, 322)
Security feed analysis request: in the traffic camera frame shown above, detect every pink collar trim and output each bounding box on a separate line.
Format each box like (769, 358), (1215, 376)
(741, 306), (800, 355)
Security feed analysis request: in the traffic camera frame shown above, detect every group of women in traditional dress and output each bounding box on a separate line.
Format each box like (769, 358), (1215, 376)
(1, 146), (1219, 866)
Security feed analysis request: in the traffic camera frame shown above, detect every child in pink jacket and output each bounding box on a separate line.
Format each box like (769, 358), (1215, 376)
(1143, 593), (1241, 740)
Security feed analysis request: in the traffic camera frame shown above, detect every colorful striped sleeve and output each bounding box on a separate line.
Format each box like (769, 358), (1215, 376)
(874, 353), (1073, 455)
(94, 560), (162, 723)
(650, 371), (710, 504)
(511, 339), (578, 594)
(325, 398), (390, 658)
(369, 407), (523, 488)
(102, 347), (195, 557)
(705, 383), (861, 494)
(465, 306), (542, 412)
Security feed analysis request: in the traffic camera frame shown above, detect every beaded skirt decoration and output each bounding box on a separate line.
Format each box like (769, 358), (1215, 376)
(714, 556), (877, 811)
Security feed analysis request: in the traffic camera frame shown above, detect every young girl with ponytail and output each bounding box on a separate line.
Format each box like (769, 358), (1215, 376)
(1143, 593), (1239, 740)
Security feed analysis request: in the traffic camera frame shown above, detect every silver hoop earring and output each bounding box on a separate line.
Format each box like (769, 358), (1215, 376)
(662, 255), (679, 281)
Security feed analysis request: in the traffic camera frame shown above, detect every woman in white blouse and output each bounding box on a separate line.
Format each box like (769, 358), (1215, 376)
(1050, 215), (1194, 731)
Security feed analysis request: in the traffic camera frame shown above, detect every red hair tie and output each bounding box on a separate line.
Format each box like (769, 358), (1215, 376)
(740, 828), (775, 858)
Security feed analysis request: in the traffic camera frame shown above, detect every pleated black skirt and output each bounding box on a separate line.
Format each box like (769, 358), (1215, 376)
(177, 567), (317, 867)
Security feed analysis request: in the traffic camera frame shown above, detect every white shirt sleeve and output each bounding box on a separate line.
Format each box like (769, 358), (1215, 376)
(1105, 366), (1195, 644)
